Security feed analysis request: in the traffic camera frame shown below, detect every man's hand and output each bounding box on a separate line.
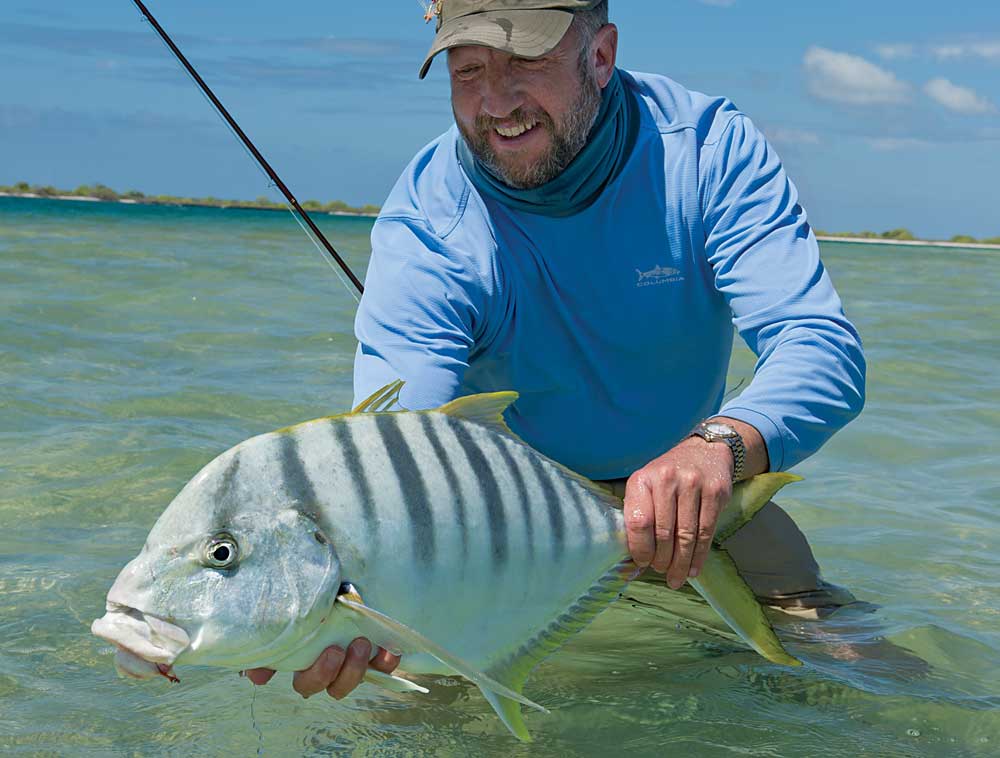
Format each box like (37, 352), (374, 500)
(622, 418), (767, 589)
(623, 437), (733, 589)
(244, 638), (401, 700)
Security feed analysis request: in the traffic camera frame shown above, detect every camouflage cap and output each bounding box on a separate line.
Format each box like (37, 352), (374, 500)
(418, 0), (603, 79)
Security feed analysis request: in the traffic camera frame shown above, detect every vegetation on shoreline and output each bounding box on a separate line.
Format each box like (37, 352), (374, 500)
(0, 181), (380, 216)
(814, 227), (1000, 245)
(3, 181), (999, 243)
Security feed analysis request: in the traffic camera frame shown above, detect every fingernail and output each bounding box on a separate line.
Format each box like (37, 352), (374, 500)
(689, 568), (700, 578)
(350, 638), (371, 656)
(668, 579), (683, 590)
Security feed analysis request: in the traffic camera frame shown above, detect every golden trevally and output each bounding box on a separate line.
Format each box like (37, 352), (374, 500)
(92, 382), (800, 741)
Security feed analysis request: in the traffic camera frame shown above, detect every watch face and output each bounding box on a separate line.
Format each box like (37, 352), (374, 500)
(705, 422), (736, 438)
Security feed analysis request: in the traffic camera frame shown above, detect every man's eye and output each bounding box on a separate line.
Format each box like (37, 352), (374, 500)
(455, 66), (481, 78)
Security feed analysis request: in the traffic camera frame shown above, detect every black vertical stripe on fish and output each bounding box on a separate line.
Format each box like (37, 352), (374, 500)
(278, 432), (336, 541)
(330, 420), (377, 545)
(563, 480), (593, 551)
(487, 436), (534, 561)
(525, 455), (565, 560)
(211, 451), (242, 529)
(418, 414), (469, 564)
(373, 414), (435, 566)
(444, 417), (508, 565)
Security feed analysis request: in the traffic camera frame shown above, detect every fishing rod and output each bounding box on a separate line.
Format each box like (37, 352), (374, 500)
(131, 0), (365, 297)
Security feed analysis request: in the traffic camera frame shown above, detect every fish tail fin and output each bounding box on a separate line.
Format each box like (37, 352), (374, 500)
(686, 472), (805, 666)
(714, 472), (803, 543)
(690, 549), (802, 667)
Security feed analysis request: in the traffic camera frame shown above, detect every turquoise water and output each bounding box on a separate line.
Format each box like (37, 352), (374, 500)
(2, 196), (998, 756)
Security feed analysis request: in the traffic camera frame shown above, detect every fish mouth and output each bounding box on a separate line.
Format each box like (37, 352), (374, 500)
(92, 602), (191, 682)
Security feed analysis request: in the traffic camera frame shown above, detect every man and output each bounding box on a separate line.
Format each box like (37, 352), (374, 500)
(248, 0), (865, 699)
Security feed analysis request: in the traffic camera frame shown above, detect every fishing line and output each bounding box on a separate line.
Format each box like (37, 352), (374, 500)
(131, 0), (364, 303)
(249, 682), (265, 757)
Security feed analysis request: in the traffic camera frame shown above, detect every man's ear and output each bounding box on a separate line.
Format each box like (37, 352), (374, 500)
(592, 24), (619, 88)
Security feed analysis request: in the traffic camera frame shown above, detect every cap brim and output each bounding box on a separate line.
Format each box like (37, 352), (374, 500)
(419, 9), (574, 79)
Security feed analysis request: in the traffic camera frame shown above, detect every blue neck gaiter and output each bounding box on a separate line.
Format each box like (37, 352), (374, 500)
(456, 68), (639, 218)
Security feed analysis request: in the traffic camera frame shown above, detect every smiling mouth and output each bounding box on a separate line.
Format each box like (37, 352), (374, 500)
(494, 119), (539, 139)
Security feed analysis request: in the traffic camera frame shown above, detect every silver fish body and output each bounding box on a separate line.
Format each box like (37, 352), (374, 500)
(93, 389), (800, 739)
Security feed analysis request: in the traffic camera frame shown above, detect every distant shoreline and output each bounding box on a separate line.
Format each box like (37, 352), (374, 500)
(0, 191), (378, 218)
(3, 192), (998, 248)
(815, 235), (1000, 251)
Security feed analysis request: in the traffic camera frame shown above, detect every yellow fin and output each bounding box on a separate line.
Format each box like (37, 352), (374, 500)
(690, 550), (802, 667)
(481, 561), (639, 741)
(481, 689), (532, 742)
(435, 391), (519, 436)
(352, 380), (405, 414)
(715, 472), (803, 543)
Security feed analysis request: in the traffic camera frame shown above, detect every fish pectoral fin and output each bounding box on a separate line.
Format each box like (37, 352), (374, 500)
(362, 668), (429, 695)
(714, 473), (803, 543)
(689, 549), (802, 667)
(351, 380), (406, 414)
(336, 596), (548, 734)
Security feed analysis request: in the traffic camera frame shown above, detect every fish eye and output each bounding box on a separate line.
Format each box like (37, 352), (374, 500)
(203, 533), (239, 569)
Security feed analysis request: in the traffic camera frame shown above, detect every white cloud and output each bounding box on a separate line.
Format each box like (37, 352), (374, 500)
(767, 128), (821, 146)
(803, 46), (911, 106)
(931, 42), (1000, 61)
(876, 43), (915, 61)
(924, 77), (997, 115)
(867, 137), (932, 151)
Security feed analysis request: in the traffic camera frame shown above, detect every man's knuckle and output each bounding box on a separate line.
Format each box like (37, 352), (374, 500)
(627, 511), (654, 530)
(678, 470), (700, 489)
(675, 530), (697, 547)
(705, 480), (727, 499)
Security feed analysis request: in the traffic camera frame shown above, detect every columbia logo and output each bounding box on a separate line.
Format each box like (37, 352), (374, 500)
(636, 264), (684, 287)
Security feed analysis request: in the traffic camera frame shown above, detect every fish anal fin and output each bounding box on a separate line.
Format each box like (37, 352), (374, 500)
(481, 689), (532, 742)
(477, 560), (640, 741)
(715, 473), (803, 543)
(690, 549), (802, 667)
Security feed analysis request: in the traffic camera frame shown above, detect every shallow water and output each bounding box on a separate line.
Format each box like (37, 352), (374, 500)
(2, 196), (998, 756)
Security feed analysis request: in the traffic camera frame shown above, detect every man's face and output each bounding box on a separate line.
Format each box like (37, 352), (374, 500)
(448, 23), (602, 189)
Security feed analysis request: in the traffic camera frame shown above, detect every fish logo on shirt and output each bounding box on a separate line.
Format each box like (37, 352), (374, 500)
(636, 264), (684, 288)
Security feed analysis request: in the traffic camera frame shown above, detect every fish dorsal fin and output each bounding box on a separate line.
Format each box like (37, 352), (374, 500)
(435, 391), (519, 436)
(714, 473), (803, 543)
(352, 380), (405, 414)
(335, 595), (549, 740)
(437, 391), (624, 512)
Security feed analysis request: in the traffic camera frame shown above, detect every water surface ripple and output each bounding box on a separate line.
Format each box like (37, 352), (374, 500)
(2, 197), (997, 755)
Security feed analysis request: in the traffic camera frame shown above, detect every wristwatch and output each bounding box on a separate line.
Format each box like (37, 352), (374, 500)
(688, 420), (746, 483)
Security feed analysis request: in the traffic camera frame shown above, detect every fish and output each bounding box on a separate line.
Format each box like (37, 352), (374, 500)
(92, 381), (802, 741)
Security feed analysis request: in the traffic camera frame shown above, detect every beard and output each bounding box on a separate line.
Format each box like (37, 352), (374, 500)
(456, 61), (603, 190)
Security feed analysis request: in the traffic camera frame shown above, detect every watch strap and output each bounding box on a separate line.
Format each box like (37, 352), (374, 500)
(688, 422), (746, 483)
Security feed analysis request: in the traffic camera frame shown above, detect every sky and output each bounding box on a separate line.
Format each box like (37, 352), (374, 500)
(1, 0), (999, 238)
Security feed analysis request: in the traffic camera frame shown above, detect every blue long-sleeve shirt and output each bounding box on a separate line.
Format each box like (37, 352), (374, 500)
(354, 70), (865, 480)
